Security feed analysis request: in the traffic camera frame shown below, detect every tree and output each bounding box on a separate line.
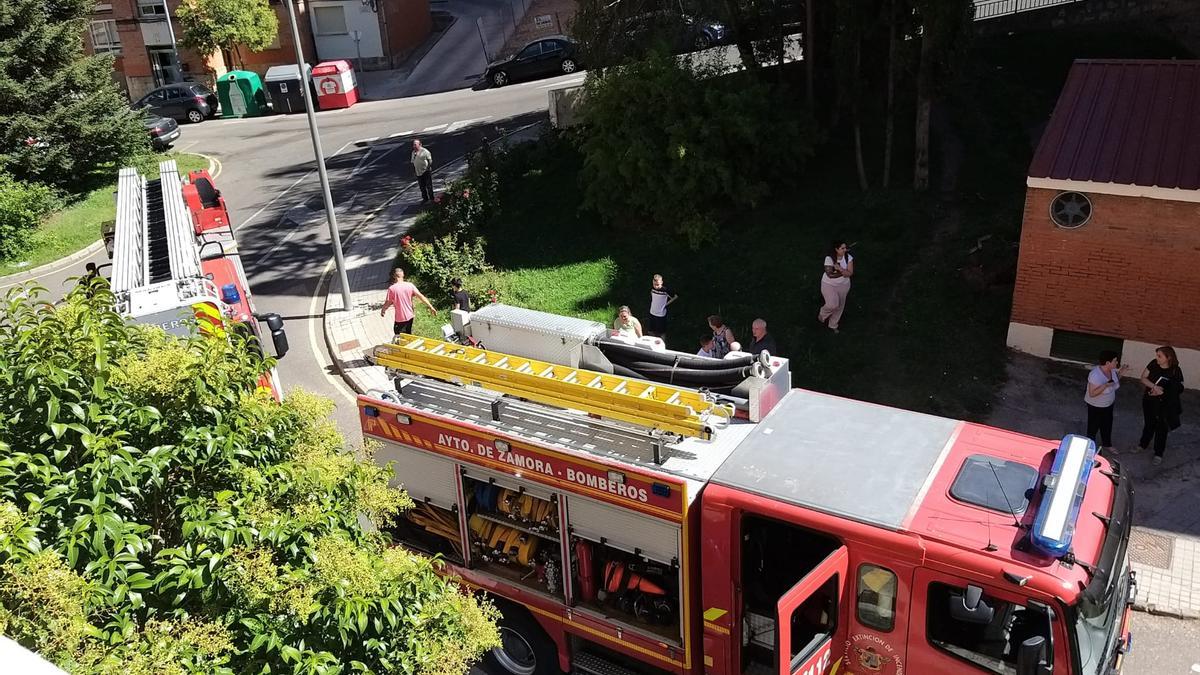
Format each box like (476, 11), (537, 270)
(0, 282), (500, 673)
(580, 55), (815, 248)
(176, 0), (279, 70)
(911, 0), (972, 191)
(0, 0), (147, 190)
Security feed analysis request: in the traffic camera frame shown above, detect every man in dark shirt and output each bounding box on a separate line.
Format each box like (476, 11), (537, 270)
(450, 278), (471, 312)
(747, 318), (778, 356)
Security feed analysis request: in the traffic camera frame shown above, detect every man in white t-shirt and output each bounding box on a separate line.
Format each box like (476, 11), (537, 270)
(1084, 350), (1128, 455)
(647, 274), (678, 339)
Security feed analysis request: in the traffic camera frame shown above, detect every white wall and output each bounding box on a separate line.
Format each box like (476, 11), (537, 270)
(310, 0), (383, 61)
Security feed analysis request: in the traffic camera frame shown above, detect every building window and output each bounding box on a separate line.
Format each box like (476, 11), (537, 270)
(137, 0), (167, 17)
(1049, 330), (1124, 364)
(1049, 191), (1092, 229)
(856, 564), (897, 632)
(313, 6), (349, 35)
(89, 20), (121, 54)
(94, 3), (114, 11)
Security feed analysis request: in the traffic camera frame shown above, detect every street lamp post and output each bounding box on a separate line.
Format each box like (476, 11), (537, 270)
(282, 0), (354, 312)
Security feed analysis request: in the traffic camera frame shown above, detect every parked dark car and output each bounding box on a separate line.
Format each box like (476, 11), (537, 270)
(620, 10), (728, 54)
(485, 36), (581, 87)
(133, 83), (218, 123)
(144, 113), (180, 151)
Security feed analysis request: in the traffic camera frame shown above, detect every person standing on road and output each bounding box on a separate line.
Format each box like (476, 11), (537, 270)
(1136, 345), (1185, 466)
(818, 240), (854, 333)
(1084, 350), (1127, 456)
(381, 268), (436, 336)
(412, 139), (434, 203)
(646, 274), (679, 339)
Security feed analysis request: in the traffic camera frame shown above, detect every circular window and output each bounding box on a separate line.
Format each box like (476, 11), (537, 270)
(1050, 191), (1093, 229)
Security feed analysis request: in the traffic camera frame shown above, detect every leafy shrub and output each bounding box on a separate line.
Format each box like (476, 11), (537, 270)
(0, 283), (500, 673)
(580, 53), (816, 247)
(0, 174), (58, 262)
(400, 232), (491, 291)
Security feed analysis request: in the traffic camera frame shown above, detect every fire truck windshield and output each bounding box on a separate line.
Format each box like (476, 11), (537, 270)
(1071, 547), (1129, 673)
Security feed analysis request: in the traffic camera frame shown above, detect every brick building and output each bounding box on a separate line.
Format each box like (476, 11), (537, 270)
(1007, 59), (1200, 387)
(86, 0), (430, 101)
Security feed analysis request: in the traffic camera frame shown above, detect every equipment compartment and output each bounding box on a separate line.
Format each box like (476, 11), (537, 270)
(570, 535), (681, 642)
(388, 502), (464, 564)
(464, 475), (564, 599)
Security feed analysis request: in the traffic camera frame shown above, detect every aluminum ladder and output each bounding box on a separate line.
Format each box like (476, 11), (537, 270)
(374, 336), (733, 439)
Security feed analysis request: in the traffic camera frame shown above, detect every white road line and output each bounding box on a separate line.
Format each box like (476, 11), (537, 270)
(388, 130), (413, 138)
(421, 123), (448, 133)
(443, 116), (491, 134)
(349, 148), (375, 177)
(236, 137), (359, 230)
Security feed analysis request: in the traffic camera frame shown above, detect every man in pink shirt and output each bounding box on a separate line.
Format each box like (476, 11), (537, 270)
(380, 268), (436, 335)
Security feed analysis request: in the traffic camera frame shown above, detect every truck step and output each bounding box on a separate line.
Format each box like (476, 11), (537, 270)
(573, 652), (642, 675)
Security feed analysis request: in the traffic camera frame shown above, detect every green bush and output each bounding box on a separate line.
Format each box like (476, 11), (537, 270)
(400, 232), (491, 291)
(0, 174), (58, 262)
(580, 54), (817, 247)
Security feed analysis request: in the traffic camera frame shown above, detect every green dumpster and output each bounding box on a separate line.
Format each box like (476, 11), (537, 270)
(217, 70), (266, 118)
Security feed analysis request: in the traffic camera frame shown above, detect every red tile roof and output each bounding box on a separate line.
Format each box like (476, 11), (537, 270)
(1028, 59), (1200, 191)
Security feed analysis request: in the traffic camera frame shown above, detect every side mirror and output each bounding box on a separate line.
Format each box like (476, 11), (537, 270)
(949, 585), (995, 624)
(260, 312), (288, 358)
(1016, 636), (1053, 675)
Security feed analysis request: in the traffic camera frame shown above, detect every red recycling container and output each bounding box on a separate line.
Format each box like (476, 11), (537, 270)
(311, 60), (359, 110)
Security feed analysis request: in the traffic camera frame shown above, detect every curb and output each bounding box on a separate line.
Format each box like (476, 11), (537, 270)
(0, 152), (217, 285)
(0, 239), (105, 284)
(1132, 601), (1200, 620)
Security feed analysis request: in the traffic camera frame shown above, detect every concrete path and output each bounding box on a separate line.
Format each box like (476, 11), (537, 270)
(989, 352), (1200, 619)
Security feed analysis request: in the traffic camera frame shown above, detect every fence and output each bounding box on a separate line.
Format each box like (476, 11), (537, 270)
(973, 0), (1084, 20)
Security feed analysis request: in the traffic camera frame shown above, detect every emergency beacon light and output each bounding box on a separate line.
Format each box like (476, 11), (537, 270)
(1030, 434), (1097, 557)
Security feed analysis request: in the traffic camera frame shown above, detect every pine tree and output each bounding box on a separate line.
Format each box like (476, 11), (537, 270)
(0, 0), (147, 191)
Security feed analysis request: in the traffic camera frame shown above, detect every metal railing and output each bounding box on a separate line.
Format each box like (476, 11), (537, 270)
(974, 0), (1084, 20)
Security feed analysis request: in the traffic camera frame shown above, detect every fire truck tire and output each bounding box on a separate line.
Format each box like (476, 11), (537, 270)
(486, 604), (562, 675)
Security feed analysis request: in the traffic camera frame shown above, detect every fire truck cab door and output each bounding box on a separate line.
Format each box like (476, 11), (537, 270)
(776, 545), (848, 675)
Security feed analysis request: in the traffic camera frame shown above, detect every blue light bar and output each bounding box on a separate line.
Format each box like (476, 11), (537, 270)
(1031, 434), (1097, 557)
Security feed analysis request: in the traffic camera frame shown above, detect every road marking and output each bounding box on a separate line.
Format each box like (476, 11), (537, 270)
(388, 130), (413, 138)
(236, 137), (359, 230)
(210, 156), (223, 180)
(349, 148), (374, 177)
(421, 123), (448, 133)
(443, 117), (491, 134)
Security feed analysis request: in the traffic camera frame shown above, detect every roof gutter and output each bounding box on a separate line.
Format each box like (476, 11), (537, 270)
(1027, 176), (1200, 204)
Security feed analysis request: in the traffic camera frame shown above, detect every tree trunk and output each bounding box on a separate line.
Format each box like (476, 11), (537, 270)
(853, 41), (869, 190)
(805, 0), (815, 110)
(913, 23), (934, 192)
(723, 0), (761, 72)
(882, 0), (897, 188)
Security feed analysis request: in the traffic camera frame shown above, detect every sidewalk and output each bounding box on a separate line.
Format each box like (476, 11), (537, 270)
(989, 352), (1200, 619)
(323, 124), (543, 395)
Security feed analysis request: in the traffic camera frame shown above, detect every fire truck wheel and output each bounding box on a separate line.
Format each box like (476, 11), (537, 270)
(486, 607), (560, 675)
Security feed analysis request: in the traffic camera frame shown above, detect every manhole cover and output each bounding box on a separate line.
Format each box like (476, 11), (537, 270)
(1129, 530), (1173, 569)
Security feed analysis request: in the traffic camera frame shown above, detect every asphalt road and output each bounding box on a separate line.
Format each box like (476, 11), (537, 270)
(1125, 612), (1200, 673)
(4, 75), (578, 443)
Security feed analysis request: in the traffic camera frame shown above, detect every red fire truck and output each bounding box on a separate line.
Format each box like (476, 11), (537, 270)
(103, 159), (289, 396)
(360, 304), (1134, 675)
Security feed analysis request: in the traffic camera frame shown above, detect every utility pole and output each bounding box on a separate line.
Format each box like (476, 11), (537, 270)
(161, 0), (183, 83)
(283, 0), (354, 311)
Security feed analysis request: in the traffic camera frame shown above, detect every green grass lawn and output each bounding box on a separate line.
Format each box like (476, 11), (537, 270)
(0, 152), (209, 277)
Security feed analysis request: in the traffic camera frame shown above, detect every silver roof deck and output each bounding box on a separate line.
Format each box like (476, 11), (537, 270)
(375, 377), (757, 500)
(711, 389), (960, 530)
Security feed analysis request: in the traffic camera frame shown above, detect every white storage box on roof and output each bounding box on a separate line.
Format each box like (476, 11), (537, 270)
(466, 304), (607, 368)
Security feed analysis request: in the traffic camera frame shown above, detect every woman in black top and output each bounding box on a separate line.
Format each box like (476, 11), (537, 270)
(1137, 345), (1184, 465)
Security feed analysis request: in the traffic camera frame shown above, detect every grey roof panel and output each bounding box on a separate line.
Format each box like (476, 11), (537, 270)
(712, 390), (960, 530)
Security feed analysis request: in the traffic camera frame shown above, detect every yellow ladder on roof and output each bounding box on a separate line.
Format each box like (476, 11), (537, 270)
(374, 335), (731, 439)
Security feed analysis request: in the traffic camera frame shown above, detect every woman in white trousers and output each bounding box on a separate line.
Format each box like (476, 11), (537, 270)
(818, 240), (854, 332)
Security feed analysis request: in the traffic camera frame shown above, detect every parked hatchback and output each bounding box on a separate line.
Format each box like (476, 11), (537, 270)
(143, 113), (180, 151)
(133, 83), (218, 123)
(485, 36), (581, 87)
